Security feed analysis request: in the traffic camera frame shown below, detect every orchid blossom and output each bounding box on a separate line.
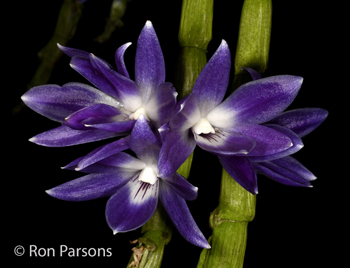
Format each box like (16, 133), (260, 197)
(21, 21), (176, 147)
(47, 115), (210, 249)
(158, 40), (305, 188)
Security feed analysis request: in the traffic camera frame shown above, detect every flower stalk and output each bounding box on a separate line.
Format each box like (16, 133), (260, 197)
(232, 0), (272, 90)
(127, 1), (213, 267)
(175, 0), (213, 99)
(197, 1), (272, 267)
(94, 0), (129, 43)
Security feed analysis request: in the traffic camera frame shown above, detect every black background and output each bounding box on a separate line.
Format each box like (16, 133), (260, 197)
(6, 0), (345, 267)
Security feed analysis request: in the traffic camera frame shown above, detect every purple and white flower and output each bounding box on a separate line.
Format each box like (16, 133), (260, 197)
(158, 40), (304, 183)
(251, 107), (328, 187)
(47, 115), (210, 249)
(21, 21), (177, 147)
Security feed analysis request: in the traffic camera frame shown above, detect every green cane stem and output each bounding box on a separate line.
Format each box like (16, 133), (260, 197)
(94, 0), (128, 43)
(126, 1), (213, 267)
(197, 1), (272, 268)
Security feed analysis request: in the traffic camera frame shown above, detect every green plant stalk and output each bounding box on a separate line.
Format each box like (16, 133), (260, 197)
(94, 0), (129, 43)
(231, 0), (272, 90)
(175, 0), (213, 99)
(197, 1), (272, 268)
(126, 1), (213, 267)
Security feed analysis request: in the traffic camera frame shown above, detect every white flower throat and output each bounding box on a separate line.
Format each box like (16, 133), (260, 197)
(192, 117), (215, 135)
(138, 166), (158, 185)
(129, 107), (150, 121)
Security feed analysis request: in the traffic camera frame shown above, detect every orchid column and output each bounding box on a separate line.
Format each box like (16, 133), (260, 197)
(197, 1), (272, 268)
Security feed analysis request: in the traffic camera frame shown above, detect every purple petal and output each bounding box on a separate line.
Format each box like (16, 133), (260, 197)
(130, 115), (161, 164)
(58, 43), (90, 58)
(62, 156), (84, 171)
(272, 156), (316, 181)
(29, 125), (120, 147)
(233, 124), (293, 157)
(135, 21), (165, 102)
(194, 130), (255, 156)
(252, 157), (314, 187)
(46, 172), (135, 201)
(242, 67), (262, 80)
(159, 181), (210, 248)
(161, 173), (198, 201)
(247, 124), (303, 162)
(70, 56), (120, 99)
(145, 82), (177, 128)
(218, 156), (258, 194)
(64, 103), (121, 130)
(267, 108), (328, 138)
(170, 93), (201, 131)
(207, 75), (303, 128)
(90, 54), (142, 112)
(75, 136), (131, 170)
(21, 82), (120, 122)
(158, 131), (197, 178)
(83, 117), (135, 133)
(158, 122), (170, 142)
(115, 42), (131, 78)
(73, 152), (146, 174)
(192, 40), (231, 116)
(106, 178), (159, 233)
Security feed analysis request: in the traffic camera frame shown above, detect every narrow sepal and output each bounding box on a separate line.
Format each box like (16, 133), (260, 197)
(90, 53), (142, 112)
(135, 21), (165, 101)
(161, 173), (198, 201)
(219, 156), (258, 194)
(192, 40), (231, 116)
(252, 156), (314, 187)
(21, 82), (120, 122)
(159, 182), (210, 248)
(83, 117), (135, 133)
(58, 43), (89, 58)
(233, 124), (293, 157)
(46, 172), (135, 201)
(70, 56), (120, 99)
(115, 42), (132, 78)
(130, 115), (161, 164)
(242, 67), (262, 80)
(158, 131), (196, 178)
(267, 108), (328, 138)
(272, 156), (316, 181)
(247, 124), (303, 162)
(30, 125), (119, 147)
(208, 75), (303, 128)
(74, 136), (131, 170)
(64, 103), (121, 130)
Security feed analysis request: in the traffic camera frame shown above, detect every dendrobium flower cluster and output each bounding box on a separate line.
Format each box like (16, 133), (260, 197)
(22, 21), (327, 248)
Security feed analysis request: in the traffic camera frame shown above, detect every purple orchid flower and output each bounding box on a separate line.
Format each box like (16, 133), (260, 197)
(219, 107), (328, 193)
(251, 107), (328, 187)
(46, 115), (210, 249)
(21, 21), (177, 147)
(210, 68), (328, 193)
(158, 40), (304, 183)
